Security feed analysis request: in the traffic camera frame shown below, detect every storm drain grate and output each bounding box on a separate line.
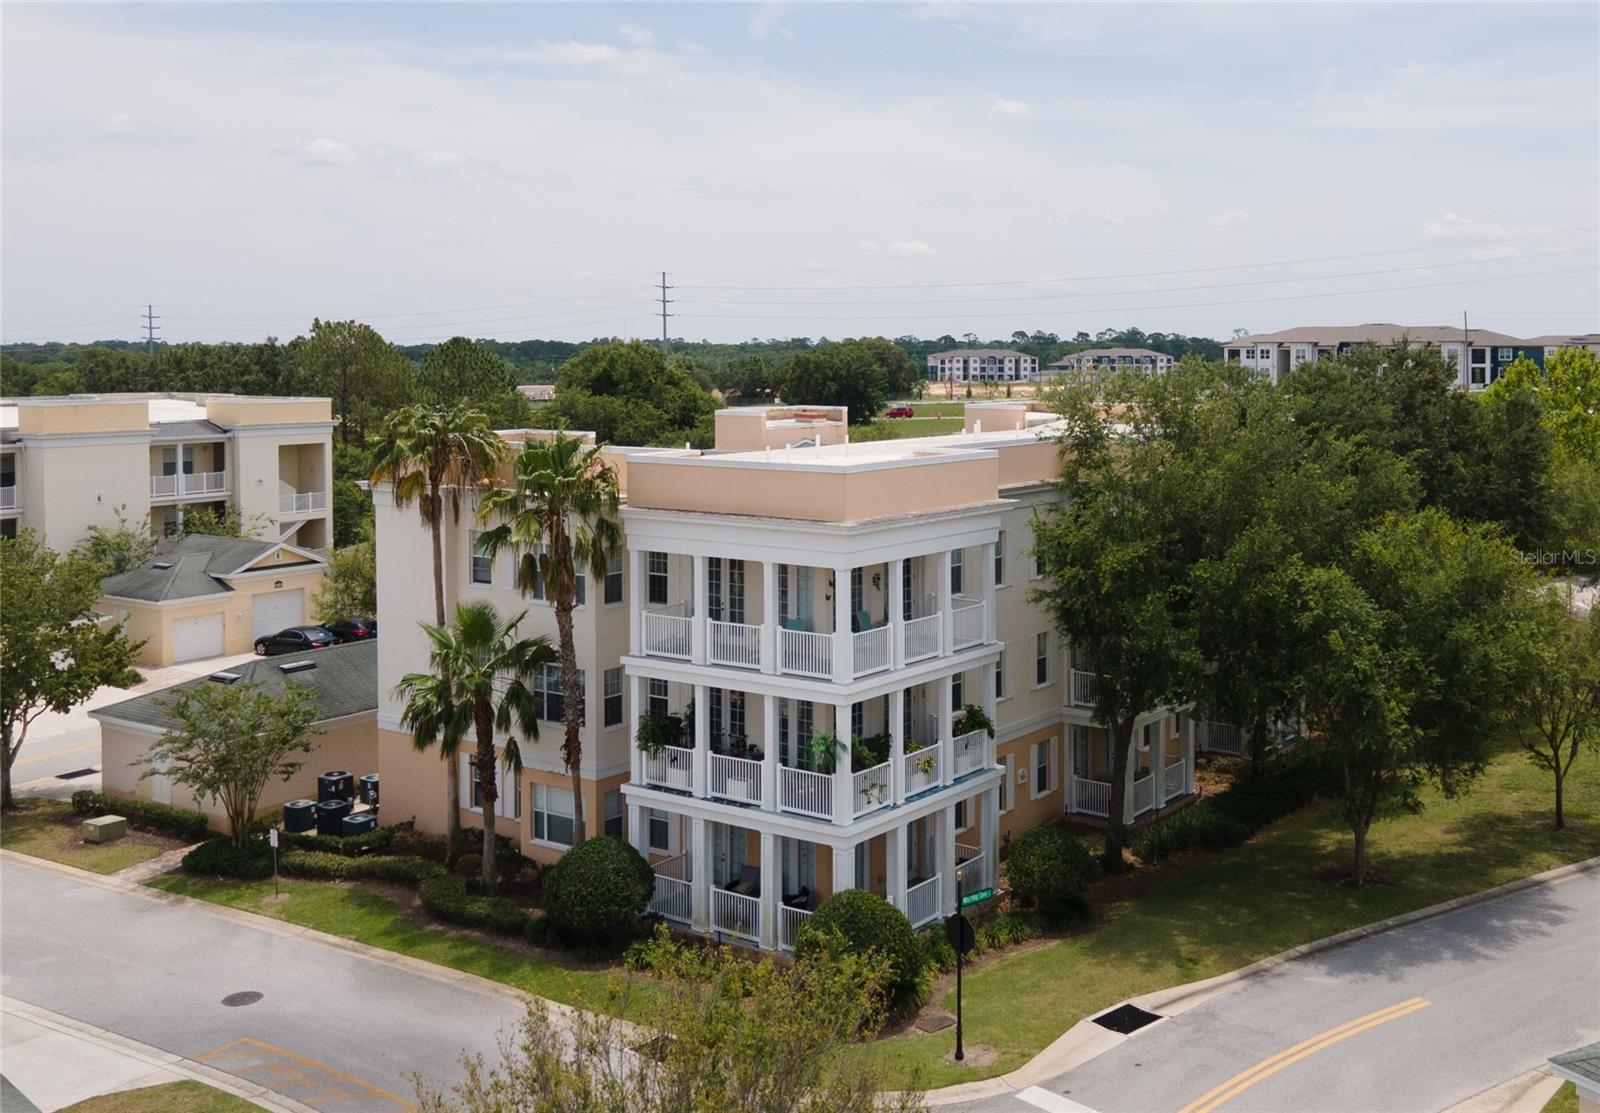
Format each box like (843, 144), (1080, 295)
(1092, 1003), (1163, 1034)
(55, 768), (99, 780)
(221, 992), (263, 1008)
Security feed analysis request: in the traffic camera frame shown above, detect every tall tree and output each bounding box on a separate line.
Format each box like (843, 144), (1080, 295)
(296, 319), (415, 444)
(395, 602), (554, 890)
(370, 403), (509, 862)
(547, 340), (716, 447)
(1, 531), (142, 808)
(416, 336), (532, 427)
(781, 341), (889, 424)
(1506, 592), (1600, 829)
(74, 506), (156, 575)
(480, 430), (621, 848)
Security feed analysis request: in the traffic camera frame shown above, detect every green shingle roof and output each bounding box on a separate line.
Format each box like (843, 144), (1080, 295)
(93, 639), (377, 730)
(100, 534), (320, 603)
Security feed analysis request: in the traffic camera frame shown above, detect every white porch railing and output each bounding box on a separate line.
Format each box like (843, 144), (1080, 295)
(951, 599), (986, 648)
(643, 745), (694, 792)
(853, 760), (892, 818)
(903, 613), (942, 663)
(1133, 773), (1155, 816)
(955, 843), (986, 893)
(0, 488), (17, 510)
(1072, 777), (1111, 817)
(1163, 759), (1185, 801)
(711, 888), (760, 944)
(779, 765), (832, 819)
(710, 753), (764, 806)
(902, 744), (942, 798)
(642, 605), (692, 659)
(952, 729), (991, 778)
(651, 853), (692, 923)
(1070, 669), (1101, 709)
(779, 628), (832, 678)
(779, 904), (812, 951)
(149, 474), (177, 498)
(852, 625), (892, 677)
(1200, 721), (1245, 756)
(708, 619), (762, 669)
(906, 874), (941, 928)
(278, 488), (325, 513)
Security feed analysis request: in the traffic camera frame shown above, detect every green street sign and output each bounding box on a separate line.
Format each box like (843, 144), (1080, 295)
(960, 887), (995, 908)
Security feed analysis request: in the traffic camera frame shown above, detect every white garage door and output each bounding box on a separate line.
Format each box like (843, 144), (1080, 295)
(171, 613), (224, 663)
(251, 589), (306, 639)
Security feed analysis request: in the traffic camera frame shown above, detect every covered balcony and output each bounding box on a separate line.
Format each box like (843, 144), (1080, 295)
(1066, 715), (1196, 825)
(149, 441), (227, 502)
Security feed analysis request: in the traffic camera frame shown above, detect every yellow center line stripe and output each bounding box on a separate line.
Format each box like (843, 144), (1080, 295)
(15, 741), (100, 767)
(1177, 997), (1431, 1113)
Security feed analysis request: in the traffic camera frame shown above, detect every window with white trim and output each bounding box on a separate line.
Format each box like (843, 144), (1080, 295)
(603, 789), (623, 838)
(603, 668), (623, 728)
(648, 552), (669, 605)
(647, 678), (669, 720)
(534, 664), (584, 723)
(1031, 737), (1055, 797)
(1001, 753), (1015, 814)
(951, 673), (963, 713)
(648, 808), (670, 852)
(1031, 531), (1045, 579)
(955, 799), (970, 832)
(995, 650), (1006, 700)
(707, 558), (723, 622)
(470, 531), (492, 586)
(728, 559), (745, 624)
(465, 755), (519, 819)
(950, 549), (964, 595)
(532, 784), (574, 847)
(604, 553), (623, 605)
(1035, 631), (1049, 687)
(1071, 724), (1090, 779)
(994, 531), (1006, 586)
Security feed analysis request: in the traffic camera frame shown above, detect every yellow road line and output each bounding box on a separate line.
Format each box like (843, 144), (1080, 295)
(15, 741), (100, 767)
(198, 1036), (415, 1110)
(1177, 996), (1431, 1113)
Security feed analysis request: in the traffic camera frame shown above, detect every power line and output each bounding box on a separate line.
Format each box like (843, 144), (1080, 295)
(156, 283), (657, 325)
(142, 304), (160, 358)
(658, 271), (674, 355)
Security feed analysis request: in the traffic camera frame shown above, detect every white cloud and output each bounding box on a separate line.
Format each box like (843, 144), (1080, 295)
(1208, 209), (1251, 227)
(1420, 212), (1541, 241)
(302, 137), (357, 166)
(99, 112), (138, 133)
(860, 239), (936, 257)
(617, 23), (654, 48)
(749, 3), (796, 41)
(416, 150), (468, 170)
(1097, 212), (1126, 226)
(529, 39), (625, 66)
(677, 39), (711, 55)
(990, 98), (1030, 117)
(1470, 245), (1524, 261)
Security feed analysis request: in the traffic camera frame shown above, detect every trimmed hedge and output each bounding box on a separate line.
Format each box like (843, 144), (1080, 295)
(1005, 825), (1097, 925)
(543, 836), (653, 940)
(275, 849), (535, 938)
(182, 837), (274, 879)
(1132, 745), (1327, 865)
(281, 827), (394, 857)
(71, 790), (210, 843)
(794, 889), (926, 1013)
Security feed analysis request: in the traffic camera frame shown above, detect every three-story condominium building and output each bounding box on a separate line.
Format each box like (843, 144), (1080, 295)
(1221, 324), (1546, 389)
(926, 349), (1039, 384)
(372, 403), (1199, 952)
(0, 393), (335, 550)
(1046, 347), (1175, 385)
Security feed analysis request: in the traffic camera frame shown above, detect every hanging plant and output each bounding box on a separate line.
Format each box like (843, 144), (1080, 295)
(635, 714), (678, 756)
(953, 703), (995, 739)
(806, 731), (845, 774)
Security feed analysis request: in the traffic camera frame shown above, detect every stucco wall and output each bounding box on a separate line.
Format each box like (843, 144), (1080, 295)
(998, 723), (1065, 838)
(23, 438), (153, 553)
(106, 562), (326, 666)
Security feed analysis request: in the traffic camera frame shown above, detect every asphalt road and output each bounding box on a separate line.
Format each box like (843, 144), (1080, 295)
(953, 865), (1600, 1113)
(0, 855), (527, 1111)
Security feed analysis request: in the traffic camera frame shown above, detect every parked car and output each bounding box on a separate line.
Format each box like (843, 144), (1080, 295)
(325, 617), (378, 644)
(254, 625), (336, 656)
(884, 405), (915, 419)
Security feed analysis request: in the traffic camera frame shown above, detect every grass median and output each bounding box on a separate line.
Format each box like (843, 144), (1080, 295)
(60, 1080), (257, 1113)
(866, 744), (1600, 1089)
(1, 798), (177, 874)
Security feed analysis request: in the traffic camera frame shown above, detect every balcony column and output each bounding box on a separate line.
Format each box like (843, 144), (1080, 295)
(936, 552), (954, 657)
(691, 554), (709, 664)
(980, 656), (997, 721)
(761, 695), (778, 812)
(1183, 713), (1196, 796)
(1065, 727), (1077, 815)
(831, 700), (853, 825)
(889, 558), (906, 670)
(760, 561), (778, 675)
(889, 688), (906, 806)
(832, 565), (853, 683)
(629, 550), (645, 655)
(690, 816), (711, 933)
(979, 540), (997, 645)
(627, 803), (647, 858)
(885, 825), (907, 915)
(938, 673), (955, 787)
(758, 830), (778, 951)
(692, 684), (710, 797)
(629, 675), (644, 785)
(981, 785), (1000, 894)
(831, 843), (857, 893)
(937, 805), (958, 916)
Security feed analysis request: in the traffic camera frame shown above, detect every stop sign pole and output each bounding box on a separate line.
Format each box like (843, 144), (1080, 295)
(954, 866), (965, 1062)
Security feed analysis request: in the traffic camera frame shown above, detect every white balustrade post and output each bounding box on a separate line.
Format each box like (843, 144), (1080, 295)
(761, 694), (778, 812)
(936, 552), (954, 657)
(832, 565), (852, 683)
(758, 830), (778, 950)
(938, 673), (955, 786)
(761, 561), (778, 674)
(889, 558), (906, 670)
(629, 675), (644, 784)
(690, 817), (711, 932)
(885, 825), (907, 915)
(831, 843), (857, 893)
(982, 785), (1000, 895)
(1183, 713), (1196, 795)
(980, 540), (997, 644)
(693, 684), (710, 797)
(889, 688), (906, 806)
(691, 554), (709, 664)
(629, 549), (645, 655)
(832, 700), (853, 825)
(627, 804), (647, 857)
(1065, 727), (1077, 815)
(937, 806), (958, 915)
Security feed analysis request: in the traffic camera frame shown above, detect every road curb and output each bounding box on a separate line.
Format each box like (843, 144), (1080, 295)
(0, 995), (318, 1113)
(920, 854), (1600, 1105)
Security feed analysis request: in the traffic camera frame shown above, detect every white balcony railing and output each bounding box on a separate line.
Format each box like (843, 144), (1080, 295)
(643, 605), (692, 660)
(1070, 669), (1102, 709)
(955, 843), (986, 893)
(183, 471), (227, 496)
(951, 599), (986, 648)
(651, 853), (692, 923)
(712, 887), (760, 944)
(952, 729), (991, 778)
(779, 904), (812, 951)
(779, 627), (832, 679)
(149, 474), (177, 498)
(708, 619), (762, 670)
(1200, 721), (1245, 756)
(902, 744), (942, 798)
(709, 753), (764, 807)
(0, 487), (17, 511)
(779, 765), (832, 820)
(1133, 773), (1155, 816)
(906, 874), (941, 928)
(643, 745), (694, 793)
(279, 489), (327, 514)
(852, 625), (892, 677)
(1164, 759), (1185, 801)
(852, 760), (892, 818)
(902, 613), (942, 663)
(1072, 777), (1111, 817)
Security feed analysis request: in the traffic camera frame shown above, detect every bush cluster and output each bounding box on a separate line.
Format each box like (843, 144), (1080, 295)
(918, 909), (1037, 973)
(181, 836), (274, 879)
(71, 790), (211, 843)
(275, 850), (535, 938)
(794, 890), (926, 1014)
(1132, 746), (1328, 865)
(281, 827), (394, 857)
(543, 836), (654, 941)
(1005, 826), (1097, 925)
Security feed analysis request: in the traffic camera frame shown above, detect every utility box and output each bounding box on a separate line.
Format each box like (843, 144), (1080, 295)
(341, 811), (378, 837)
(82, 815), (128, 844)
(358, 774), (380, 806)
(283, 799), (316, 833)
(317, 771), (354, 802)
(315, 798), (352, 836)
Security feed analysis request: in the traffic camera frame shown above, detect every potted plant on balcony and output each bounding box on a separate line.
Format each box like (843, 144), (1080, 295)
(636, 714), (679, 756)
(953, 704), (995, 739)
(904, 738), (938, 777)
(806, 731), (846, 774)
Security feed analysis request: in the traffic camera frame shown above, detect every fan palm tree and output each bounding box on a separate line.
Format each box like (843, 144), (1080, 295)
(371, 402), (508, 864)
(395, 602), (555, 890)
(479, 430), (620, 847)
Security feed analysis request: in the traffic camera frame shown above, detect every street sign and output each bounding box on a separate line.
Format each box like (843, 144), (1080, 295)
(944, 912), (975, 956)
(267, 827), (279, 848)
(960, 887), (994, 908)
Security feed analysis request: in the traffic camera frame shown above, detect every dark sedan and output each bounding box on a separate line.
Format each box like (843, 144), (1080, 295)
(325, 617), (378, 644)
(254, 625), (337, 656)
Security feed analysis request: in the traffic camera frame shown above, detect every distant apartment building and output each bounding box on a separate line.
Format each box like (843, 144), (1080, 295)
(1524, 333), (1600, 360)
(1047, 347), (1174, 384)
(1221, 324), (1546, 390)
(926, 349), (1039, 383)
(373, 403), (1197, 952)
(0, 393), (335, 550)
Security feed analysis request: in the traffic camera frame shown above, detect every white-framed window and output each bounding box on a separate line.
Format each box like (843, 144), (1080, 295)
(728, 559), (745, 624)
(647, 678), (669, 720)
(464, 755), (519, 819)
(519, 544), (547, 601)
(708, 558), (723, 622)
(531, 784), (574, 847)
(1031, 530), (1045, 579)
(994, 531), (1006, 587)
(603, 667), (623, 728)
(1030, 737), (1055, 798)
(470, 531), (493, 586)
(648, 808), (671, 852)
(1035, 631), (1049, 687)
(951, 673), (964, 713)
(603, 789), (624, 839)
(534, 664), (584, 724)
(1497, 347), (1513, 361)
(1071, 724), (1090, 779)
(955, 799), (970, 832)
(851, 700), (864, 741)
(995, 650), (1006, 700)
(950, 549), (964, 595)
(1001, 753), (1015, 814)
(604, 554), (623, 605)
(648, 551), (669, 606)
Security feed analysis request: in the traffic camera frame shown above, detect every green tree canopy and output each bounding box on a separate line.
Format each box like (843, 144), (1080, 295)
(781, 340), (889, 425)
(416, 336), (533, 428)
(293, 319), (415, 444)
(548, 341), (716, 447)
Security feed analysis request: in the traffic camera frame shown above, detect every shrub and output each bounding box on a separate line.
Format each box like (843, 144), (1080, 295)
(282, 827), (393, 857)
(919, 925), (957, 973)
(70, 791), (211, 843)
(976, 910), (1033, 951)
(543, 836), (653, 940)
(454, 853), (484, 879)
(182, 836), (273, 879)
(1132, 747), (1328, 864)
(388, 824), (449, 863)
(794, 890), (925, 1013)
(417, 872), (530, 936)
(1006, 825), (1096, 925)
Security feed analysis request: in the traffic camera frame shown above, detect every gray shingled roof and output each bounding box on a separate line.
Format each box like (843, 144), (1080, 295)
(100, 534), (320, 603)
(1552, 1043), (1600, 1085)
(150, 419), (228, 440)
(93, 638), (377, 730)
(1225, 323), (1530, 347)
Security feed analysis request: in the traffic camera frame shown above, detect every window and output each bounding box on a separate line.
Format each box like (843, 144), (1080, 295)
(730, 691), (746, 741)
(954, 799), (969, 832)
(1071, 724), (1090, 779)
(466, 757), (519, 819)
(728, 559), (745, 624)
(470, 531), (492, 586)
(902, 559), (914, 621)
(708, 558), (723, 622)
(521, 544), (547, 600)
(851, 701), (864, 741)
(951, 673), (964, 713)
(994, 531), (1006, 586)
(648, 809), (670, 852)
(1031, 532), (1045, 579)
(710, 687), (724, 740)
(648, 552), (669, 605)
(778, 564), (790, 624)
(1031, 738), (1054, 797)
(604, 554), (623, 605)
(1035, 631), (1049, 687)
(603, 668), (623, 728)
(574, 563), (585, 606)
(1497, 347), (1513, 361)
(532, 784), (574, 847)
(534, 664), (584, 723)
(950, 549), (964, 595)
(850, 567), (863, 618)
(603, 789), (623, 839)
(647, 678), (669, 720)
(995, 650), (1006, 700)
(1001, 754), (1015, 813)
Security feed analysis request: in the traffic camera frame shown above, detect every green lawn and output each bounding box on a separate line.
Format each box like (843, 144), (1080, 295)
(853, 417), (965, 442)
(148, 875), (650, 1013)
(865, 744), (1600, 1088)
(1542, 1082), (1577, 1113)
(61, 1081), (257, 1113)
(1, 798), (171, 874)
(889, 400), (967, 417)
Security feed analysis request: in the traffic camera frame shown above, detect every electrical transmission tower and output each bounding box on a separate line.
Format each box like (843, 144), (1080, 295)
(142, 304), (161, 359)
(657, 272), (673, 355)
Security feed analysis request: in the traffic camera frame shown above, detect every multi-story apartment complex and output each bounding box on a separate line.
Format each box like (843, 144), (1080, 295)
(925, 349), (1039, 383)
(1221, 324), (1547, 389)
(1046, 347), (1174, 384)
(373, 402), (1197, 953)
(1525, 333), (1600, 359)
(0, 393), (335, 549)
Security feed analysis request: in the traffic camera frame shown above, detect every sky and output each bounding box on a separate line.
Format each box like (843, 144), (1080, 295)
(2, 2), (1597, 348)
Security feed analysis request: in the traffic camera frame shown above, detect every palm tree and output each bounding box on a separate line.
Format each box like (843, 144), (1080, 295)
(371, 402), (508, 864)
(395, 602), (554, 890)
(479, 430), (620, 847)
